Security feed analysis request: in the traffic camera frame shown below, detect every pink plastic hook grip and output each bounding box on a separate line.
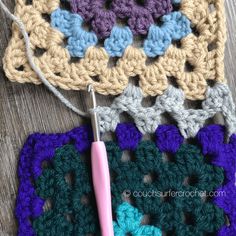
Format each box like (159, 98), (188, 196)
(91, 141), (114, 236)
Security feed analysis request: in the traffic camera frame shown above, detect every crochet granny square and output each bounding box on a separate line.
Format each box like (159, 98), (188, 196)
(16, 123), (236, 235)
(3, 0), (226, 99)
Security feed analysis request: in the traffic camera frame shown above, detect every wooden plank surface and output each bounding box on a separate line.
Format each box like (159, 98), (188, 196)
(0, 0), (236, 235)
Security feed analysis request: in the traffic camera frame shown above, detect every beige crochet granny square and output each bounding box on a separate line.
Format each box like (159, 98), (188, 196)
(3, 0), (226, 100)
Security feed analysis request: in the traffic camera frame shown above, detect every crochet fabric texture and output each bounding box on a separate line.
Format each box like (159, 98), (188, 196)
(3, 0), (226, 99)
(96, 83), (236, 137)
(16, 123), (236, 236)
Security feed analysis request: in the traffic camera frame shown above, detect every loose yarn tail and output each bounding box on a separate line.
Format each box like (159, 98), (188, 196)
(0, 0), (89, 118)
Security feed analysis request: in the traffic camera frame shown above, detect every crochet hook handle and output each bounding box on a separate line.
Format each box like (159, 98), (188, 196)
(91, 141), (114, 236)
(88, 84), (114, 236)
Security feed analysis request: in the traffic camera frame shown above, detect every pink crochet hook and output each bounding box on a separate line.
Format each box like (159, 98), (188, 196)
(88, 85), (114, 236)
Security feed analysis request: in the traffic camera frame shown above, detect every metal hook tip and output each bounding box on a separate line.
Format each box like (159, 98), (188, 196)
(87, 84), (94, 93)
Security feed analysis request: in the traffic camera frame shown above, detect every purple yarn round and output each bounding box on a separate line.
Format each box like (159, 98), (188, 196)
(197, 124), (226, 156)
(115, 122), (142, 150)
(70, 0), (173, 38)
(197, 125), (236, 235)
(16, 125), (93, 236)
(92, 10), (116, 39)
(155, 124), (184, 153)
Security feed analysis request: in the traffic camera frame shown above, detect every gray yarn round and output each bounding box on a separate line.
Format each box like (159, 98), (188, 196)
(95, 83), (236, 138)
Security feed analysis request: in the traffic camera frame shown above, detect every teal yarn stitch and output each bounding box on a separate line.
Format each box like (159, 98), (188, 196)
(33, 144), (99, 235)
(51, 9), (98, 57)
(144, 12), (191, 57)
(108, 141), (225, 235)
(113, 202), (162, 236)
(32, 140), (225, 235)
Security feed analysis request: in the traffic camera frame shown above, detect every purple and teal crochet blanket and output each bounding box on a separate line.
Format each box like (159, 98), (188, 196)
(16, 123), (236, 235)
(8, 1), (235, 235)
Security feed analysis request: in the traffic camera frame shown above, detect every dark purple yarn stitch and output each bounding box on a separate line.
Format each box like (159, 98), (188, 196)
(70, 0), (173, 39)
(16, 123), (236, 235)
(16, 125), (93, 236)
(115, 122), (142, 150)
(197, 125), (236, 236)
(155, 124), (184, 153)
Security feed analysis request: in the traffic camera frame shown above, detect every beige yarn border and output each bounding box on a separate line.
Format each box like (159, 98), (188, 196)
(3, 0), (226, 100)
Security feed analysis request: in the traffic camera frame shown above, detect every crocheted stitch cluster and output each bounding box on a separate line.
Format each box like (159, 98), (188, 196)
(70, 0), (173, 39)
(51, 8), (191, 58)
(16, 123), (236, 236)
(95, 83), (236, 137)
(53, 0), (190, 58)
(3, 0), (226, 99)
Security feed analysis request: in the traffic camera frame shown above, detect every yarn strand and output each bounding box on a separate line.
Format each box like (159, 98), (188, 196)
(0, 0), (89, 118)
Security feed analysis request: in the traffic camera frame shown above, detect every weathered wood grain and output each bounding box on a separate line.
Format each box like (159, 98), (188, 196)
(0, 1), (236, 235)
